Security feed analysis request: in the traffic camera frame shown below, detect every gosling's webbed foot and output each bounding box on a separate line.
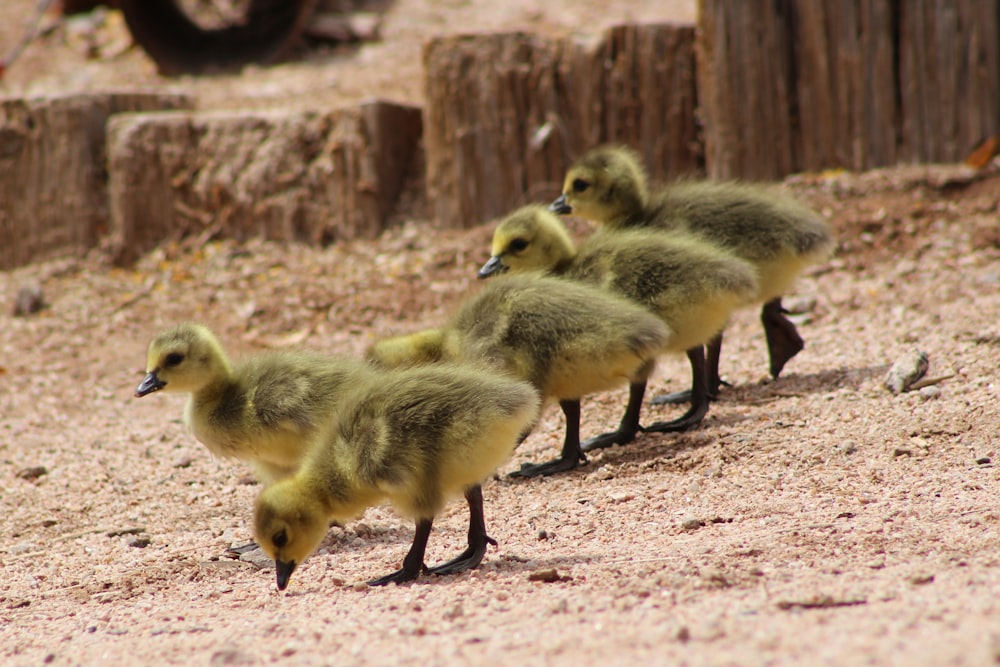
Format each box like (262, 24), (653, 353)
(642, 400), (709, 433)
(368, 562), (427, 587)
(648, 389), (692, 406)
(762, 300), (805, 378)
(649, 381), (729, 406)
(580, 427), (639, 452)
(509, 451), (586, 478)
(426, 535), (497, 576)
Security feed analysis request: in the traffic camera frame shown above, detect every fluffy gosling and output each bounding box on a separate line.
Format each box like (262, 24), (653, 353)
(254, 363), (540, 589)
(480, 205), (757, 446)
(135, 323), (370, 484)
(550, 145), (834, 392)
(367, 274), (669, 477)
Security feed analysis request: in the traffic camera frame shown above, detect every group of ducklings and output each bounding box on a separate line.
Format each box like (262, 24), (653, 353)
(135, 145), (834, 591)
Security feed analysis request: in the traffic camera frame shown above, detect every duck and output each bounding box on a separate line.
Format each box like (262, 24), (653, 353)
(366, 273), (669, 477)
(550, 145), (834, 394)
(135, 323), (371, 484)
(479, 205), (758, 447)
(254, 363), (540, 589)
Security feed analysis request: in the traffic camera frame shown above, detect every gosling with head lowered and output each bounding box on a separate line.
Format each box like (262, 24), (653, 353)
(254, 363), (539, 589)
(480, 205), (758, 447)
(367, 273), (669, 477)
(550, 145), (834, 398)
(135, 323), (371, 484)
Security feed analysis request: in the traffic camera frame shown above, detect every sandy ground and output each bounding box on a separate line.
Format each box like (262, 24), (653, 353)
(2, 2), (1000, 666)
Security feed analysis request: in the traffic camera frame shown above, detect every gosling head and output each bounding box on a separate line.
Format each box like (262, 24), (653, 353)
(135, 323), (230, 398)
(549, 145), (649, 226)
(254, 479), (330, 591)
(478, 205), (576, 279)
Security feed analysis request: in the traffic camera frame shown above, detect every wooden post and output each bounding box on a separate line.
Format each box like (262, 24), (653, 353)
(107, 100), (422, 264)
(0, 92), (192, 270)
(696, 0), (799, 180)
(898, 0), (1000, 163)
(791, 0), (898, 171)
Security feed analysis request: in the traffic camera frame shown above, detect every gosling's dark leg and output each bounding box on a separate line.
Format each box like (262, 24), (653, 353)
(581, 379), (646, 452)
(705, 333), (724, 397)
(426, 485), (497, 576)
(762, 297), (804, 378)
(509, 399), (586, 478)
(368, 518), (432, 586)
(644, 346), (710, 432)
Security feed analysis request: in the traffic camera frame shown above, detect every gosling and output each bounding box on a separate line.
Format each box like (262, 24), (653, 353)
(367, 273), (669, 477)
(550, 145), (834, 394)
(480, 205), (757, 447)
(135, 323), (371, 484)
(254, 363), (540, 589)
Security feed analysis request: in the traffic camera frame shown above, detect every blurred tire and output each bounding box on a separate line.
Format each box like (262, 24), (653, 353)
(119, 0), (316, 75)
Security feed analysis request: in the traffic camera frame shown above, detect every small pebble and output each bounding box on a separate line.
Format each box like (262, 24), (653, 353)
(892, 448), (912, 458)
(676, 626), (691, 642)
(909, 573), (935, 586)
(884, 349), (929, 394)
(839, 441), (858, 455)
(527, 568), (564, 583)
(976, 457), (991, 465)
(918, 385), (941, 400)
(16, 465), (48, 481)
(126, 536), (151, 549)
(537, 529), (548, 541)
(681, 517), (703, 531)
(238, 546), (275, 570)
(13, 283), (45, 316)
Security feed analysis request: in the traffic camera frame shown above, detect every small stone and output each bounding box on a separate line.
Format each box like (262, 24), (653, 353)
(238, 546), (275, 570)
(13, 283), (45, 316)
(918, 385), (941, 400)
(527, 568), (566, 583)
(909, 573), (935, 586)
(16, 465), (48, 481)
(537, 529), (548, 541)
(884, 349), (929, 394)
(126, 535), (151, 549)
(676, 626), (691, 642)
(681, 517), (703, 531)
(976, 457), (992, 465)
(892, 448), (912, 458)
(839, 441), (858, 455)
(783, 295), (817, 314)
(172, 457), (194, 469)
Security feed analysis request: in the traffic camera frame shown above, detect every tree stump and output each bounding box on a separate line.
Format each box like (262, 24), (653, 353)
(585, 23), (701, 180)
(423, 25), (700, 229)
(696, 0), (798, 180)
(0, 92), (193, 271)
(107, 100), (422, 264)
(791, 0), (897, 171)
(898, 0), (1000, 163)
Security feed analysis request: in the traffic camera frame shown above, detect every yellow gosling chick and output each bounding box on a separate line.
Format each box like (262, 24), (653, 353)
(254, 363), (540, 589)
(480, 205), (757, 448)
(550, 145), (834, 389)
(135, 323), (371, 484)
(366, 273), (669, 477)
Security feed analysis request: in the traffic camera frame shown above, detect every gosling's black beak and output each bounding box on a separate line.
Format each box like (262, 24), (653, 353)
(549, 194), (572, 215)
(134, 371), (166, 397)
(478, 255), (508, 279)
(276, 559), (297, 591)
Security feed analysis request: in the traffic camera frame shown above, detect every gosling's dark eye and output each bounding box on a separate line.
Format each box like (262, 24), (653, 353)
(272, 529), (288, 548)
(164, 353), (185, 367)
(572, 178), (590, 193)
(508, 238), (529, 253)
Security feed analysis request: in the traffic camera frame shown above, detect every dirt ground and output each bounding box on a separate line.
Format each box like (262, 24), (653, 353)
(2, 2), (1000, 666)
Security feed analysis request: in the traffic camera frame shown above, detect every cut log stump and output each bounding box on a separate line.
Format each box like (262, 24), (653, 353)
(0, 92), (193, 271)
(107, 100), (422, 264)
